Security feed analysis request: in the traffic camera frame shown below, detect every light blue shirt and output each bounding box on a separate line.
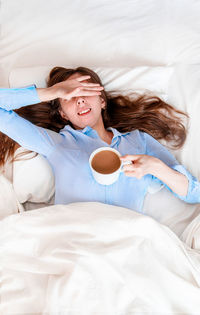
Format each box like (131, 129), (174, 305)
(0, 85), (200, 212)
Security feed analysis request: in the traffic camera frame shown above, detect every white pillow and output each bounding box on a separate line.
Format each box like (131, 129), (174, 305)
(9, 65), (173, 99)
(167, 64), (200, 178)
(0, 174), (24, 220)
(13, 147), (55, 204)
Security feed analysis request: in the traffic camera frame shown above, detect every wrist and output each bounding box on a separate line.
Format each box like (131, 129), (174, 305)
(148, 157), (164, 177)
(150, 158), (189, 196)
(37, 87), (58, 102)
(46, 86), (59, 100)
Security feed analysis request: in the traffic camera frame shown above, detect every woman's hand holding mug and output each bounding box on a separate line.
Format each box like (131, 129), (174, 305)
(120, 154), (159, 179)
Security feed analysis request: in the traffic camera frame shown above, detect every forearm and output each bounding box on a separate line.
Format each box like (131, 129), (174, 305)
(151, 158), (189, 196)
(37, 87), (58, 102)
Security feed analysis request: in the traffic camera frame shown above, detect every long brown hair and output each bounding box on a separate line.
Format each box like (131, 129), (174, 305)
(0, 66), (188, 168)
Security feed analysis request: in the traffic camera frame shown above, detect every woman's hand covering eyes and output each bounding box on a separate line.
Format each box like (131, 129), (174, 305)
(37, 75), (104, 102)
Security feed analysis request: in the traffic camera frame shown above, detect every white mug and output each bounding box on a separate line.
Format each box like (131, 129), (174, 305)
(89, 147), (131, 185)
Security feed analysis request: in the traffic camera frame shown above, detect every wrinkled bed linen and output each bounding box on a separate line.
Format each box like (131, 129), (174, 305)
(1, 202), (200, 314)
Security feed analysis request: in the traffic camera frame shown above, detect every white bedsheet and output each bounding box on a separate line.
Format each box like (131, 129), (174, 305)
(1, 202), (200, 314)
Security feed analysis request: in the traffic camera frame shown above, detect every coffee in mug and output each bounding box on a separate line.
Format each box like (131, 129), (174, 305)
(91, 150), (121, 174)
(89, 147), (131, 185)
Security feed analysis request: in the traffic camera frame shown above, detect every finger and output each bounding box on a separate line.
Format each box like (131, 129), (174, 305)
(76, 75), (91, 82)
(78, 86), (104, 91)
(75, 90), (102, 97)
(123, 171), (136, 177)
(80, 82), (102, 87)
(120, 154), (141, 161)
(74, 87), (103, 94)
(62, 89), (101, 100)
(73, 86), (103, 93)
(122, 164), (136, 172)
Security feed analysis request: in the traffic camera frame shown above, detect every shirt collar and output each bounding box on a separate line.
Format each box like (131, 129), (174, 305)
(62, 125), (130, 138)
(107, 127), (130, 139)
(62, 125), (97, 137)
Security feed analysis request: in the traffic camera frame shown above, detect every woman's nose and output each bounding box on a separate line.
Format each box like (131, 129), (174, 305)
(77, 98), (86, 106)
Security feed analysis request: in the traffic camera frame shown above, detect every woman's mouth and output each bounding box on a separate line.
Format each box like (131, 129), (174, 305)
(78, 108), (91, 116)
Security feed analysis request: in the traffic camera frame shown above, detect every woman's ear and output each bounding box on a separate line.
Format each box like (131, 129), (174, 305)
(59, 108), (68, 120)
(100, 98), (106, 109)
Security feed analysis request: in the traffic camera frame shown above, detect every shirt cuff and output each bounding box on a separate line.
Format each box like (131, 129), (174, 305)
(171, 164), (200, 203)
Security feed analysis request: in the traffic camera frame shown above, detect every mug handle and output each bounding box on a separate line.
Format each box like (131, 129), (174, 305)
(120, 160), (132, 173)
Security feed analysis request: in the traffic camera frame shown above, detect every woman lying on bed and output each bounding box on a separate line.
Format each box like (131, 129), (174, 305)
(0, 66), (199, 212)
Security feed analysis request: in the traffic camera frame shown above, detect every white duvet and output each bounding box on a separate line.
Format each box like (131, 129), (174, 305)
(1, 202), (200, 315)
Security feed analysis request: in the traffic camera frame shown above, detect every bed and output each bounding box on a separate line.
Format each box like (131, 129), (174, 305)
(1, 0), (200, 314)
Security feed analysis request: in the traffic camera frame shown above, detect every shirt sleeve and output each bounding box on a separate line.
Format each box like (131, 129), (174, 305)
(143, 132), (200, 204)
(0, 85), (40, 109)
(0, 85), (62, 157)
